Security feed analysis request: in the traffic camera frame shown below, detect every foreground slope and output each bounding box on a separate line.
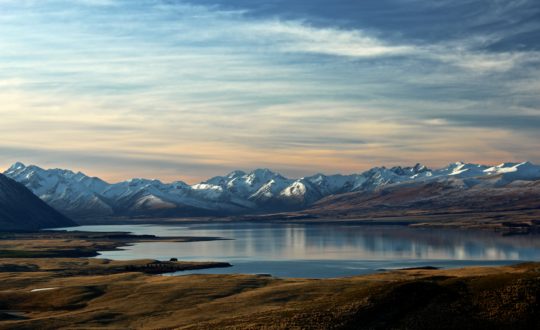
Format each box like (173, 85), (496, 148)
(0, 260), (539, 329)
(0, 174), (76, 230)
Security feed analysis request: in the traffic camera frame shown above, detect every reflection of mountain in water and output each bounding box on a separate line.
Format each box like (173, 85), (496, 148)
(56, 223), (540, 278)
(64, 223), (540, 262)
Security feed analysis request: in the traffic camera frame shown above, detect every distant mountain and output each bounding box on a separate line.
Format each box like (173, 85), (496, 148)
(305, 177), (540, 222)
(4, 161), (540, 219)
(0, 173), (76, 231)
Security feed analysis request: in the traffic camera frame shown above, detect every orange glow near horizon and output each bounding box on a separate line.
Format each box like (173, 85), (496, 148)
(1, 1), (539, 182)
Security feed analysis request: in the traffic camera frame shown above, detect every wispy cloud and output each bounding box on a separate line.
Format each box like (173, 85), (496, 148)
(0, 0), (539, 181)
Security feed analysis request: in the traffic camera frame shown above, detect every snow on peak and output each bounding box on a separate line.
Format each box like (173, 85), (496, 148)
(125, 178), (162, 186)
(435, 162), (488, 178)
(484, 161), (540, 181)
(246, 168), (284, 183)
(227, 170), (246, 178)
(6, 162), (26, 173)
(250, 178), (289, 200)
(192, 183), (222, 191)
(389, 163), (430, 177)
(204, 170), (246, 186)
(281, 181), (307, 197)
(134, 195), (175, 210)
(485, 161), (533, 174)
(413, 163), (429, 173)
(4, 161), (540, 217)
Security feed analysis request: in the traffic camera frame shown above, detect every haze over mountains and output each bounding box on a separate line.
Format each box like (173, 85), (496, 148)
(4, 161), (540, 219)
(0, 173), (76, 230)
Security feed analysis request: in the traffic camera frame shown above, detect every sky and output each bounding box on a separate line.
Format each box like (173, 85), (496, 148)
(0, 0), (539, 183)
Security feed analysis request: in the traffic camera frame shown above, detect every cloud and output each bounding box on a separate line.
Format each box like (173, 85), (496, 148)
(254, 21), (539, 72)
(243, 20), (415, 58)
(0, 0), (539, 180)
(445, 113), (540, 131)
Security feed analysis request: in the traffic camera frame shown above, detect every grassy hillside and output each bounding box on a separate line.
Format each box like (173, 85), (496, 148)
(0, 261), (539, 329)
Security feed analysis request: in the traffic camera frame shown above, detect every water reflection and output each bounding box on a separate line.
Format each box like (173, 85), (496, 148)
(57, 223), (540, 278)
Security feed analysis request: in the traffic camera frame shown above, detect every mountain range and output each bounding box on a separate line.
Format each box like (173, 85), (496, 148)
(0, 173), (76, 230)
(4, 161), (540, 219)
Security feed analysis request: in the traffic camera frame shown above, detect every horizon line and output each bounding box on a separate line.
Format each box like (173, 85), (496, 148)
(3, 160), (535, 186)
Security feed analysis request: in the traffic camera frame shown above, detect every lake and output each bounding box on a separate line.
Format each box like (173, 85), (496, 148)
(54, 222), (540, 278)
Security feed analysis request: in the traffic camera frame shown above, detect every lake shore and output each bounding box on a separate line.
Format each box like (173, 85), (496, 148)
(0, 230), (228, 259)
(74, 209), (540, 235)
(0, 248), (539, 329)
(0, 229), (539, 328)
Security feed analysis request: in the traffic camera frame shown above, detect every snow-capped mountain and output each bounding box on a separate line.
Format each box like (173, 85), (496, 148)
(484, 161), (540, 183)
(0, 173), (76, 230)
(5, 162), (113, 217)
(4, 161), (540, 218)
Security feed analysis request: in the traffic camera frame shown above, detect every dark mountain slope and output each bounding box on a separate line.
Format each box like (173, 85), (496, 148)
(302, 179), (540, 228)
(0, 174), (76, 231)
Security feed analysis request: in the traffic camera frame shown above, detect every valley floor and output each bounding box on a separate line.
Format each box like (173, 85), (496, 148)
(0, 259), (539, 329)
(0, 230), (539, 329)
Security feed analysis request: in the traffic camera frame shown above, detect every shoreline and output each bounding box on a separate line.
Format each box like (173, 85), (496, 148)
(72, 213), (540, 235)
(0, 228), (539, 328)
(0, 230), (230, 271)
(0, 259), (539, 329)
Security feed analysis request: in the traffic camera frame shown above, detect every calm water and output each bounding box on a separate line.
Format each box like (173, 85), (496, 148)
(54, 223), (540, 278)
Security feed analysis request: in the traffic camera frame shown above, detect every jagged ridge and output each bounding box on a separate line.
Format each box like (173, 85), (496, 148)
(4, 161), (540, 218)
(0, 173), (76, 230)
